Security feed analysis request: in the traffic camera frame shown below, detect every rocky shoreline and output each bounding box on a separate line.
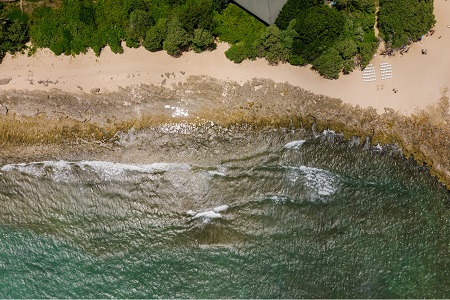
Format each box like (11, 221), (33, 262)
(1, 76), (449, 188)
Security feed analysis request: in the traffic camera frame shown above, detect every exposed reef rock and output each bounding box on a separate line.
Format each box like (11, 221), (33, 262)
(0, 76), (449, 188)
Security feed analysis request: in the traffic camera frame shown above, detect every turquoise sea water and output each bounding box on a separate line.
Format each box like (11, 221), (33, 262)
(0, 128), (449, 298)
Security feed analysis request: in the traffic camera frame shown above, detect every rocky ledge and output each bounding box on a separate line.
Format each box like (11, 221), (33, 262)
(1, 76), (449, 188)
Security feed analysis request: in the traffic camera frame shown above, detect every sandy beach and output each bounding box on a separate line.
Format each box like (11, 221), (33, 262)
(0, 0), (449, 115)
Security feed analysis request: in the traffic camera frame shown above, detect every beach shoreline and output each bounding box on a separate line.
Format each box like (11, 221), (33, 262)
(0, 0), (449, 115)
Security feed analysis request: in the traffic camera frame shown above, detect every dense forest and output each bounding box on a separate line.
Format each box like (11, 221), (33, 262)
(0, 2), (29, 63)
(0, 0), (436, 79)
(378, 0), (435, 49)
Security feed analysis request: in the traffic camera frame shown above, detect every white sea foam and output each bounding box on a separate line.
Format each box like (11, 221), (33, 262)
(374, 143), (383, 152)
(208, 171), (226, 176)
(300, 166), (338, 197)
(284, 140), (306, 150)
(156, 123), (196, 134)
(283, 165), (340, 201)
(188, 205), (229, 223)
(213, 205), (229, 212)
(165, 105), (189, 117)
(192, 210), (222, 223)
(268, 195), (290, 204)
(0, 160), (190, 182)
(192, 210), (222, 220)
(208, 165), (227, 177)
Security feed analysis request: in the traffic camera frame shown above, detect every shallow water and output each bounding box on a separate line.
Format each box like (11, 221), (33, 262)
(0, 127), (449, 298)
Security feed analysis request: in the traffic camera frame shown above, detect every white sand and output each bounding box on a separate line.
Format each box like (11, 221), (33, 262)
(0, 0), (449, 115)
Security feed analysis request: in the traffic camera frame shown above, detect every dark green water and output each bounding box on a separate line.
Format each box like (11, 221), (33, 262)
(0, 127), (449, 298)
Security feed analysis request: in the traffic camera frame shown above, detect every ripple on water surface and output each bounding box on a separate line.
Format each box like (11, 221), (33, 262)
(0, 131), (449, 298)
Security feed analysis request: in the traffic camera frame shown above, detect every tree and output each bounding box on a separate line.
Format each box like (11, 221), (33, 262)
(29, 6), (58, 48)
(124, 0), (147, 14)
(225, 43), (248, 63)
(213, 3), (264, 62)
(378, 0), (435, 48)
(335, 38), (358, 60)
(275, 0), (322, 30)
(191, 28), (215, 52)
(292, 5), (345, 62)
(162, 18), (190, 56)
(334, 0), (375, 13)
(311, 47), (344, 79)
(127, 9), (153, 43)
(0, 6), (29, 62)
(213, 4), (265, 45)
(178, 0), (214, 33)
(254, 21), (298, 65)
(143, 18), (167, 51)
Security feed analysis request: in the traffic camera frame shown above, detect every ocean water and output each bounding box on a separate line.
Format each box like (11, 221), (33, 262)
(0, 127), (449, 298)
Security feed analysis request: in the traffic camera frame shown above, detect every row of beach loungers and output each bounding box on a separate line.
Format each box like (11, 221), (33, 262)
(380, 62), (393, 80)
(362, 63), (393, 82)
(362, 64), (376, 82)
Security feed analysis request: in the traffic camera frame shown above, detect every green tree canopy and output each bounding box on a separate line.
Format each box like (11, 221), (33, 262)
(292, 5), (345, 62)
(162, 18), (190, 56)
(311, 47), (344, 79)
(254, 20), (298, 65)
(0, 7), (29, 62)
(333, 0), (375, 13)
(378, 0), (435, 48)
(213, 3), (265, 45)
(143, 17), (168, 52)
(275, 0), (322, 30)
(191, 28), (215, 53)
(127, 9), (153, 42)
(178, 0), (215, 33)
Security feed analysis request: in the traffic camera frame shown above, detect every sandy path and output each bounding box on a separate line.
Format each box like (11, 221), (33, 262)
(0, 0), (449, 115)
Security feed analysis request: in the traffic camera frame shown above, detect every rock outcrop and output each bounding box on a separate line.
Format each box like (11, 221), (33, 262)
(0, 77), (449, 188)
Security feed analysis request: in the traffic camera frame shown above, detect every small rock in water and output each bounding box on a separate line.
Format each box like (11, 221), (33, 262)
(0, 77), (12, 85)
